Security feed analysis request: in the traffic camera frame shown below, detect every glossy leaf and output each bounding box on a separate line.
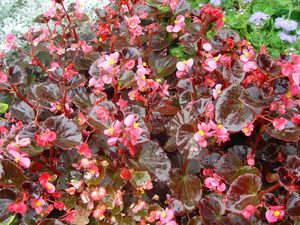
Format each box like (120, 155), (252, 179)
(0, 189), (17, 222)
(226, 174), (262, 213)
(256, 54), (281, 74)
(43, 115), (83, 149)
(10, 101), (35, 122)
(216, 60), (246, 84)
(149, 55), (177, 77)
(137, 141), (171, 182)
(215, 152), (260, 184)
(34, 82), (60, 102)
(130, 171), (151, 188)
(211, 29), (240, 51)
(215, 85), (254, 132)
(169, 169), (202, 210)
(57, 170), (83, 190)
(0, 160), (27, 188)
(239, 86), (273, 109)
(265, 120), (300, 142)
(8, 65), (26, 85)
(199, 197), (228, 225)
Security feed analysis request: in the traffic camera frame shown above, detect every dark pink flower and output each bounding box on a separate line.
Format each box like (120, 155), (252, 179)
(242, 123), (254, 136)
(7, 202), (27, 214)
(36, 129), (56, 146)
(8, 150), (31, 168)
(273, 118), (286, 131)
(0, 71), (7, 83)
(242, 205), (256, 219)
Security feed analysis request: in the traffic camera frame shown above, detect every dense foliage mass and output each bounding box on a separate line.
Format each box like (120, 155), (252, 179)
(0, 0), (299, 224)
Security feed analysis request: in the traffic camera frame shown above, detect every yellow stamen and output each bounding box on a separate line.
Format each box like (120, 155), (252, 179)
(182, 60), (187, 64)
(198, 130), (205, 136)
(244, 52), (250, 58)
(56, 105), (62, 110)
(161, 211), (167, 218)
(15, 157), (20, 163)
(217, 124), (223, 129)
(273, 210), (280, 217)
(130, 21), (135, 26)
(217, 90), (222, 94)
(133, 122), (139, 129)
(98, 37), (102, 42)
(286, 91), (291, 98)
(36, 201), (41, 207)
(156, 78), (162, 83)
(174, 20), (178, 24)
(142, 62), (147, 67)
(141, 75), (146, 81)
(214, 57), (219, 61)
(107, 128), (114, 135)
(108, 58), (115, 65)
(243, 128), (249, 133)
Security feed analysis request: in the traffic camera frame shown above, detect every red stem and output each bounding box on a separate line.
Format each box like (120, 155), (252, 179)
(259, 182), (281, 197)
(183, 158), (189, 173)
(61, 3), (79, 42)
(10, 85), (37, 117)
(63, 89), (70, 118)
(250, 120), (264, 155)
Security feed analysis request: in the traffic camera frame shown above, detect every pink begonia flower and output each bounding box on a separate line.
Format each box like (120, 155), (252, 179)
(39, 172), (56, 193)
(240, 47), (254, 63)
(0, 71), (7, 83)
(170, 0), (179, 11)
(242, 205), (256, 219)
(124, 115), (143, 136)
(292, 72), (300, 86)
(57, 46), (65, 55)
(102, 52), (119, 72)
(203, 57), (218, 72)
(243, 61), (257, 72)
(137, 58), (150, 77)
(176, 58), (193, 72)
(104, 120), (122, 145)
(213, 124), (230, 144)
(125, 15), (141, 29)
(96, 106), (109, 122)
(194, 122), (213, 147)
(265, 206), (285, 223)
(36, 129), (56, 146)
(204, 174), (226, 192)
(203, 43), (212, 51)
(93, 205), (106, 220)
(117, 97), (128, 110)
(31, 198), (45, 214)
(166, 15), (185, 33)
(160, 207), (175, 224)
(272, 118), (286, 131)
(124, 59), (135, 70)
(7, 202), (27, 214)
(204, 75), (216, 88)
(247, 153), (255, 166)
(242, 123), (254, 136)
(77, 143), (92, 158)
(8, 150), (31, 168)
(212, 84), (222, 99)
(291, 114), (300, 125)
(90, 187), (106, 201)
(3, 33), (15, 52)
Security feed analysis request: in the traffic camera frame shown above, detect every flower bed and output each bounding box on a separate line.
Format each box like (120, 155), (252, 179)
(0, 0), (299, 224)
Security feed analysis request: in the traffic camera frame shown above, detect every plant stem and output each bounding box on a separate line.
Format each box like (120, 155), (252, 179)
(259, 182), (281, 197)
(251, 120), (264, 155)
(10, 84), (37, 118)
(183, 158), (189, 173)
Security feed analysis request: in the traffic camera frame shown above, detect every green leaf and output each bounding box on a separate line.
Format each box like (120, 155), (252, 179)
(1, 214), (16, 225)
(0, 103), (8, 113)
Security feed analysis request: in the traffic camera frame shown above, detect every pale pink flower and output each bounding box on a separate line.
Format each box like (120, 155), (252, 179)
(176, 58), (193, 72)
(160, 208), (175, 224)
(3, 33), (15, 52)
(203, 57), (218, 72)
(31, 198), (45, 214)
(213, 124), (230, 144)
(124, 59), (135, 70)
(273, 118), (286, 131)
(265, 206), (284, 223)
(203, 43), (212, 51)
(194, 122), (213, 147)
(292, 72), (300, 86)
(243, 61), (257, 72)
(166, 15), (185, 33)
(240, 47), (254, 63)
(102, 52), (119, 72)
(0, 71), (7, 83)
(212, 84), (222, 99)
(170, 0), (179, 11)
(137, 58), (150, 77)
(125, 15), (141, 29)
(124, 115), (143, 136)
(204, 174), (226, 192)
(8, 150), (31, 168)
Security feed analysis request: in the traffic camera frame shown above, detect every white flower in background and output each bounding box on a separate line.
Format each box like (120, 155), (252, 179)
(0, 0), (109, 48)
